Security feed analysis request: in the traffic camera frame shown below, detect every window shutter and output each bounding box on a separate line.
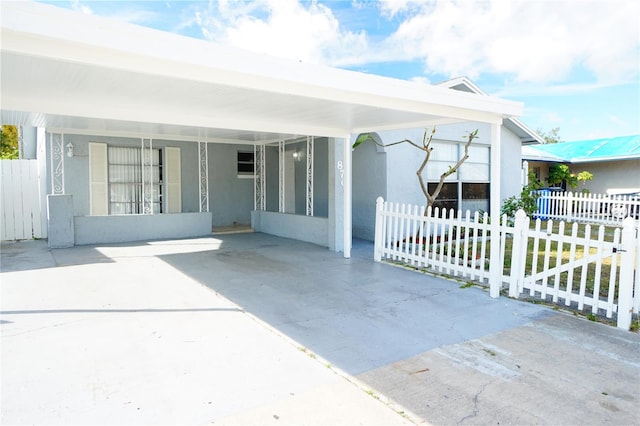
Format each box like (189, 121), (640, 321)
(165, 147), (182, 213)
(89, 142), (108, 215)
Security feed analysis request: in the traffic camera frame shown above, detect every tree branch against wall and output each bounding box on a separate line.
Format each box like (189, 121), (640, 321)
(353, 127), (479, 208)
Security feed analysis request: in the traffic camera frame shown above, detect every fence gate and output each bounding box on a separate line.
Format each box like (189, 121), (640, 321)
(1, 159), (43, 240)
(509, 210), (639, 329)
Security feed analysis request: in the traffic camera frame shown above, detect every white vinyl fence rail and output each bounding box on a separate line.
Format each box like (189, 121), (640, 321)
(1, 159), (43, 241)
(535, 190), (640, 225)
(374, 197), (639, 330)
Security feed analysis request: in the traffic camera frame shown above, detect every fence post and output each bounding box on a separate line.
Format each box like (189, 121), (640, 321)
(374, 196), (384, 262)
(489, 214), (502, 298)
(617, 217), (636, 330)
(509, 209), (529, 298)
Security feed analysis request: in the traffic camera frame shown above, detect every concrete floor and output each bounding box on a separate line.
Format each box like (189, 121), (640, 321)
(1, 234), (639, 425)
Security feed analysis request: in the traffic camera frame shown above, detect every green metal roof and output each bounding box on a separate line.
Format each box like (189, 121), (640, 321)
(524, 135), (640, 163)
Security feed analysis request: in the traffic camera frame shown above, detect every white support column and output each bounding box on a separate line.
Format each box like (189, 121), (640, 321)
(278, 140), (285, 213)
(522, 160), (529, 188)
(198, 141), (209, 213)
(489, 120), (502, 298)
(343, 134), (352, 258)
(50, 133), (65, 195)
(306, 136), (314, 216)
(254, 144), (265, 211)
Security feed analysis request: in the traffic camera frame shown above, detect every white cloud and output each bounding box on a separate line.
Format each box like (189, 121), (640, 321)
(194, 0), (367, 65)
(381, 0), (640, 84)
(187, 0), (638, 85)
(377, 0), (423, 17)
(72, 0), (92, 15)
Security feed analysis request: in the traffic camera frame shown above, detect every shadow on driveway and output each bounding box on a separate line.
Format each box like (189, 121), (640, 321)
(157, 233), (549, 375)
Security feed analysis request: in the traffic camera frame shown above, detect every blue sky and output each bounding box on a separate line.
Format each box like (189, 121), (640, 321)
(38, 0), (640, 142)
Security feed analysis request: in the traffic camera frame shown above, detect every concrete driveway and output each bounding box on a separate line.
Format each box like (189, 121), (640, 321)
(1, 233), (638, 425)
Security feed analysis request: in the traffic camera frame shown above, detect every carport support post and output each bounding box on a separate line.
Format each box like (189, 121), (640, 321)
(328, 136), (351, 258)
(489, 120), (502, 298)
(343, 134), (352, 258)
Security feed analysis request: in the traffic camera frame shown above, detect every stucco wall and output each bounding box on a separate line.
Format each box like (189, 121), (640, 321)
(262, 138), (329, 217)
(500, 125), (523, 204)
(351, 123), (523, 241)
(74, 212), (212, 245)
(352, 135), (387, 240)
(207, 143), (254, 227)
(251, 210), (328, 247)
(571, 159), (640, 194)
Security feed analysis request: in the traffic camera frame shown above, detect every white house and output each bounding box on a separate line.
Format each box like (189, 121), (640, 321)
(0, 1), (523, 257)
(352, 77), (542, 241)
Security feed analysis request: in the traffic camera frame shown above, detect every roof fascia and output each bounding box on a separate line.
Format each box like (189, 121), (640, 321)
(568, 155), (640, 163)
(436, 76), (488, 95)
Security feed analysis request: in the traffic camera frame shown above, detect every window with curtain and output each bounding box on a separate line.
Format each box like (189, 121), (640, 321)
(108, 146), (162, 215)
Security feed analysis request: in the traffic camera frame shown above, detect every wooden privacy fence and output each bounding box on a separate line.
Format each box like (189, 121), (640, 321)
(534, 190), (640, 225)
(374, 197), (639, 330)
(1, 159), (43, 241)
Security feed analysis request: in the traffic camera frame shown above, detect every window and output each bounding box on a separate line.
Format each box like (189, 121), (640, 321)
(237, 151), (254, 176)
(108, 146), (162, 214)
(428, 182), (458, 212)
(461, 183), (489, 213)
(424, 141), (490, 215)
(89, 142), (181, 215)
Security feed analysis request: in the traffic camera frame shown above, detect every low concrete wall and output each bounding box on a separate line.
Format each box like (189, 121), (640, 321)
(74, 212), (212, 245)
(251, 211), (328, 247)
(47, 195), (74, 248)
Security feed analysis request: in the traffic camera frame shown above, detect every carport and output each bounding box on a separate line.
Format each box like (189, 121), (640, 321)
(1, 1), (521, 262)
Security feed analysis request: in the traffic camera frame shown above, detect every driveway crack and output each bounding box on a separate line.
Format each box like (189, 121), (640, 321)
(457, 380), (493, 425)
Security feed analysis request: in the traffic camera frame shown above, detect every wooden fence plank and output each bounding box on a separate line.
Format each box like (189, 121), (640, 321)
(1, 161), (16, 240)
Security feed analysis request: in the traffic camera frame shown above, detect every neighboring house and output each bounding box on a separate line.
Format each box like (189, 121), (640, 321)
(522, 135), (640, 194)
(1, 2), (523, 256)
(352, 77), (542, 241)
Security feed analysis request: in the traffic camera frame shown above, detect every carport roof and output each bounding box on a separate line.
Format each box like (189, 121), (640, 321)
(1, 1), (523, 144)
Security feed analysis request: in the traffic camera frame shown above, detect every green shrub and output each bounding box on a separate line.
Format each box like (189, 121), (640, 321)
(501, 172), (541, 220)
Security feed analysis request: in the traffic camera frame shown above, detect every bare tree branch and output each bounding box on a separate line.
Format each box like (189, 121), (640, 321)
(353, 127), (479, 209)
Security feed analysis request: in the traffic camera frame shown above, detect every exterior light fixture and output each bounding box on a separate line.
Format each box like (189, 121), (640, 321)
(292, 150), (303, 162)
(66, 142), (74, 158)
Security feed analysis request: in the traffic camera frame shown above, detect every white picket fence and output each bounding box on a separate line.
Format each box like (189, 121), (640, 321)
(374, 197), (640, 330)
(1, 159), (44, 240)
(535, 190), (640, 225)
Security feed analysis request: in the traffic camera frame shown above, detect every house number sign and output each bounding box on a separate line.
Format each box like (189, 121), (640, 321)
(337, 161), (344, 187)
